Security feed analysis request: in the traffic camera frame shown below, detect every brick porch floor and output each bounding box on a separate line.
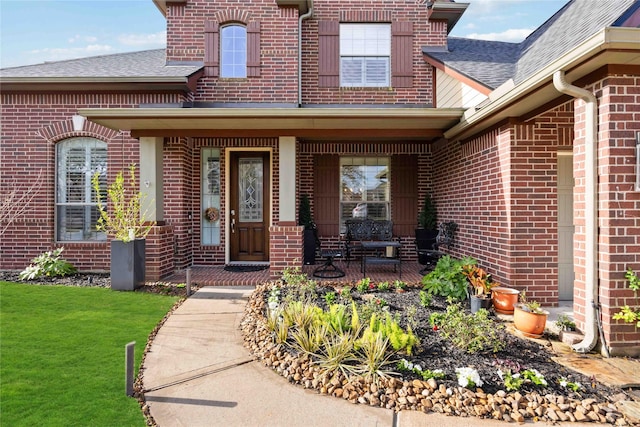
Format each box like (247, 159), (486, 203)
(163, 260), (426, 287)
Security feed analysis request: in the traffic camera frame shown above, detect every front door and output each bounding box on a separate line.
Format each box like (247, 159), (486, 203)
(230, 152), (270, 262)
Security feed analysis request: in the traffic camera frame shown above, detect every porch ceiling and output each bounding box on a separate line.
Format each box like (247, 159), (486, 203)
(78, 107), (465, 141)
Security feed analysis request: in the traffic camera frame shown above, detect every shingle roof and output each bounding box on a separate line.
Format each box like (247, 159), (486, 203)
(424, 0), (638, 90)
(0, 49), (202, 79)
(423, 38), (520, 89)
(513, 0), (637, 84)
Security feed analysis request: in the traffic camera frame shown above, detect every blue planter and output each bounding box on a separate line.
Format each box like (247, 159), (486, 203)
(110, 239), (145, 291)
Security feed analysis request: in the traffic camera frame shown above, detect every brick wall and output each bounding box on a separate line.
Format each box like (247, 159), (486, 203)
(166, 0), (299, 103)
(587, 73), (640, 356)
(165, 0), (443, 106)
(302, 1), (444, 105)
(432, 103), (574, 306)
(270, 225), (303, 278)
(0, 93), (182, 272)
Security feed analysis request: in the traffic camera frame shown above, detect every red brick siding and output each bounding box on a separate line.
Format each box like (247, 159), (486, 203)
(0, 92), (183, 273)
(432, 103), (574, 305)
(167, 0), (299, 103)
(270, 225), (303, 278)
(588, 74), (640, 355)
(302, 1), (445, 105)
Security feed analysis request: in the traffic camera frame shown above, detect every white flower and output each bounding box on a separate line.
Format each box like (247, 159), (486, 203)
(433, 369), (443, 375)
(559, 379), (568, 387)
(268, 301), (279, 310)
(455, 367), (483, 389)
(446, 388), (453, 396)
(513, 373), (521, 379)
(414, 364), (422, 372)
(574, 382), (582, 389)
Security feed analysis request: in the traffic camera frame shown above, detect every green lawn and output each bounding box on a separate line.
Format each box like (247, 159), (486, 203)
(0, 282), (179, 426)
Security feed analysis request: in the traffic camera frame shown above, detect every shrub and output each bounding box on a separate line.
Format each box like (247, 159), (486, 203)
(419, 290), (432, 308)
(421, 255), (477, 301)
(351, 332), (396, 384)
(613, 268), (640, 327)
(437, 303), (505, 353)
(19, 248), (77, 280)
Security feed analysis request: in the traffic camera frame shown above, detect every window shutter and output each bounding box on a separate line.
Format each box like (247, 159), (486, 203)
(318, 21), (340, 87)
(391, 155), (418, 237)
(313, 154), (340, 236)
(247, 21), (261, 77)
(204, 21), (219, 77)
(391, 21), (413, 88)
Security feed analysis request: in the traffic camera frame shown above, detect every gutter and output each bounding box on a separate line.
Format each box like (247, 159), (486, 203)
(552, 70), (600, 355)
(298, 0), (314, 107)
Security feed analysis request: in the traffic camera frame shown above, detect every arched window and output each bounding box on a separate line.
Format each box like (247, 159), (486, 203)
(56, 137), (107, 241)
(221, 24), (247, 78)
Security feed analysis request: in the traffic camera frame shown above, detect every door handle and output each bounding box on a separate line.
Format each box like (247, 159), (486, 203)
(231, 218), (235, 234)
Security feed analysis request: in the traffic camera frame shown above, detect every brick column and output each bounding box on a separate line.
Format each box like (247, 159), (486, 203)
(269, 225), (303, 279)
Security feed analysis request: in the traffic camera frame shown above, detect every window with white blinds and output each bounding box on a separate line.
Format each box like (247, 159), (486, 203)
(340, 24), (390, 87)
(56, 137), (107, 241)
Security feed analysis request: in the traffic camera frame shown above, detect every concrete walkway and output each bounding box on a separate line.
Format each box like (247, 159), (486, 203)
(142, 287), (620, 427)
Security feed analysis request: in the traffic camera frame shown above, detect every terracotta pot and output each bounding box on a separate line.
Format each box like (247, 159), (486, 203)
(513, 304), (549, 338)
(491, 287), (520, 314)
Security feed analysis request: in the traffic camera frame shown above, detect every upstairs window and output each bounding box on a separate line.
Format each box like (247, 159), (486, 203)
(340, 24), (390, 87)
(221, 25), (247, 78)
(56, 137), (107, 241)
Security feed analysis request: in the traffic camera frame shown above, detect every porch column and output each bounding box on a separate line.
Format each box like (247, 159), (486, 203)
(279, 136), (297, 223)
(139, 137), (164, 222)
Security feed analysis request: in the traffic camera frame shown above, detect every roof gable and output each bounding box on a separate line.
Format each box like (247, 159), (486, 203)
(425, 0), (639, 90)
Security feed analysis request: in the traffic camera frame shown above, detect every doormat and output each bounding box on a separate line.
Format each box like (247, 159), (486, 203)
(223, 265), (268, 273)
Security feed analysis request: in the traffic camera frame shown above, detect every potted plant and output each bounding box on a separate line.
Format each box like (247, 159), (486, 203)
(492, 286), (520, 314)
(415, 194), (438, 266)
(299, 194), (317, 265)
(462, 264), (495, 313)
(92, 164), (154, 291)
(513, 292), (549, 338)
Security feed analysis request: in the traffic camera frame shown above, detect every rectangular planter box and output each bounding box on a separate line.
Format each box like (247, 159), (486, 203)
(110, 239), (146, 291)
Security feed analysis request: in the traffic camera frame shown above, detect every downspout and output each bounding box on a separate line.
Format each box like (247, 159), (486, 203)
(552, 70), (600, 354)
(298, 0), (313, 107)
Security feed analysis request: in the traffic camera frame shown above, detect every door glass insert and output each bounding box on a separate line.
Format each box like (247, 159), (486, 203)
(201, 148), (221, 245)
(239, 157), (263, 222)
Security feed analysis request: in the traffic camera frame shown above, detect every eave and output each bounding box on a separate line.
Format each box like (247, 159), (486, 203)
(445, 27), (640, 141)
(77, 107), (465, 141)
(0, 73), (203, 93)
(152, 0), (187, 17)
(422, 54), (493, 95)
(428, 2), (469, 34)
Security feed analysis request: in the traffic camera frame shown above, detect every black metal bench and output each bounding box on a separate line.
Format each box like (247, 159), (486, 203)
(344, 219), (395, 267)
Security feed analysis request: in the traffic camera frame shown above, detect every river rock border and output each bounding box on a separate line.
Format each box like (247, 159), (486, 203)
(241, 282), (629, 425)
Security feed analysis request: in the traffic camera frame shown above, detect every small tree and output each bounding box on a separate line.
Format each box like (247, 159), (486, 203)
(0, 170), (43, 237)
(92, 164), (154, 242)
(298, 194), (315, 230)
(418, 194), (437, 230)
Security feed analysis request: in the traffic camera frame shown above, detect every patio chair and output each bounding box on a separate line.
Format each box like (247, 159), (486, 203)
(416, 221), (457, 274)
